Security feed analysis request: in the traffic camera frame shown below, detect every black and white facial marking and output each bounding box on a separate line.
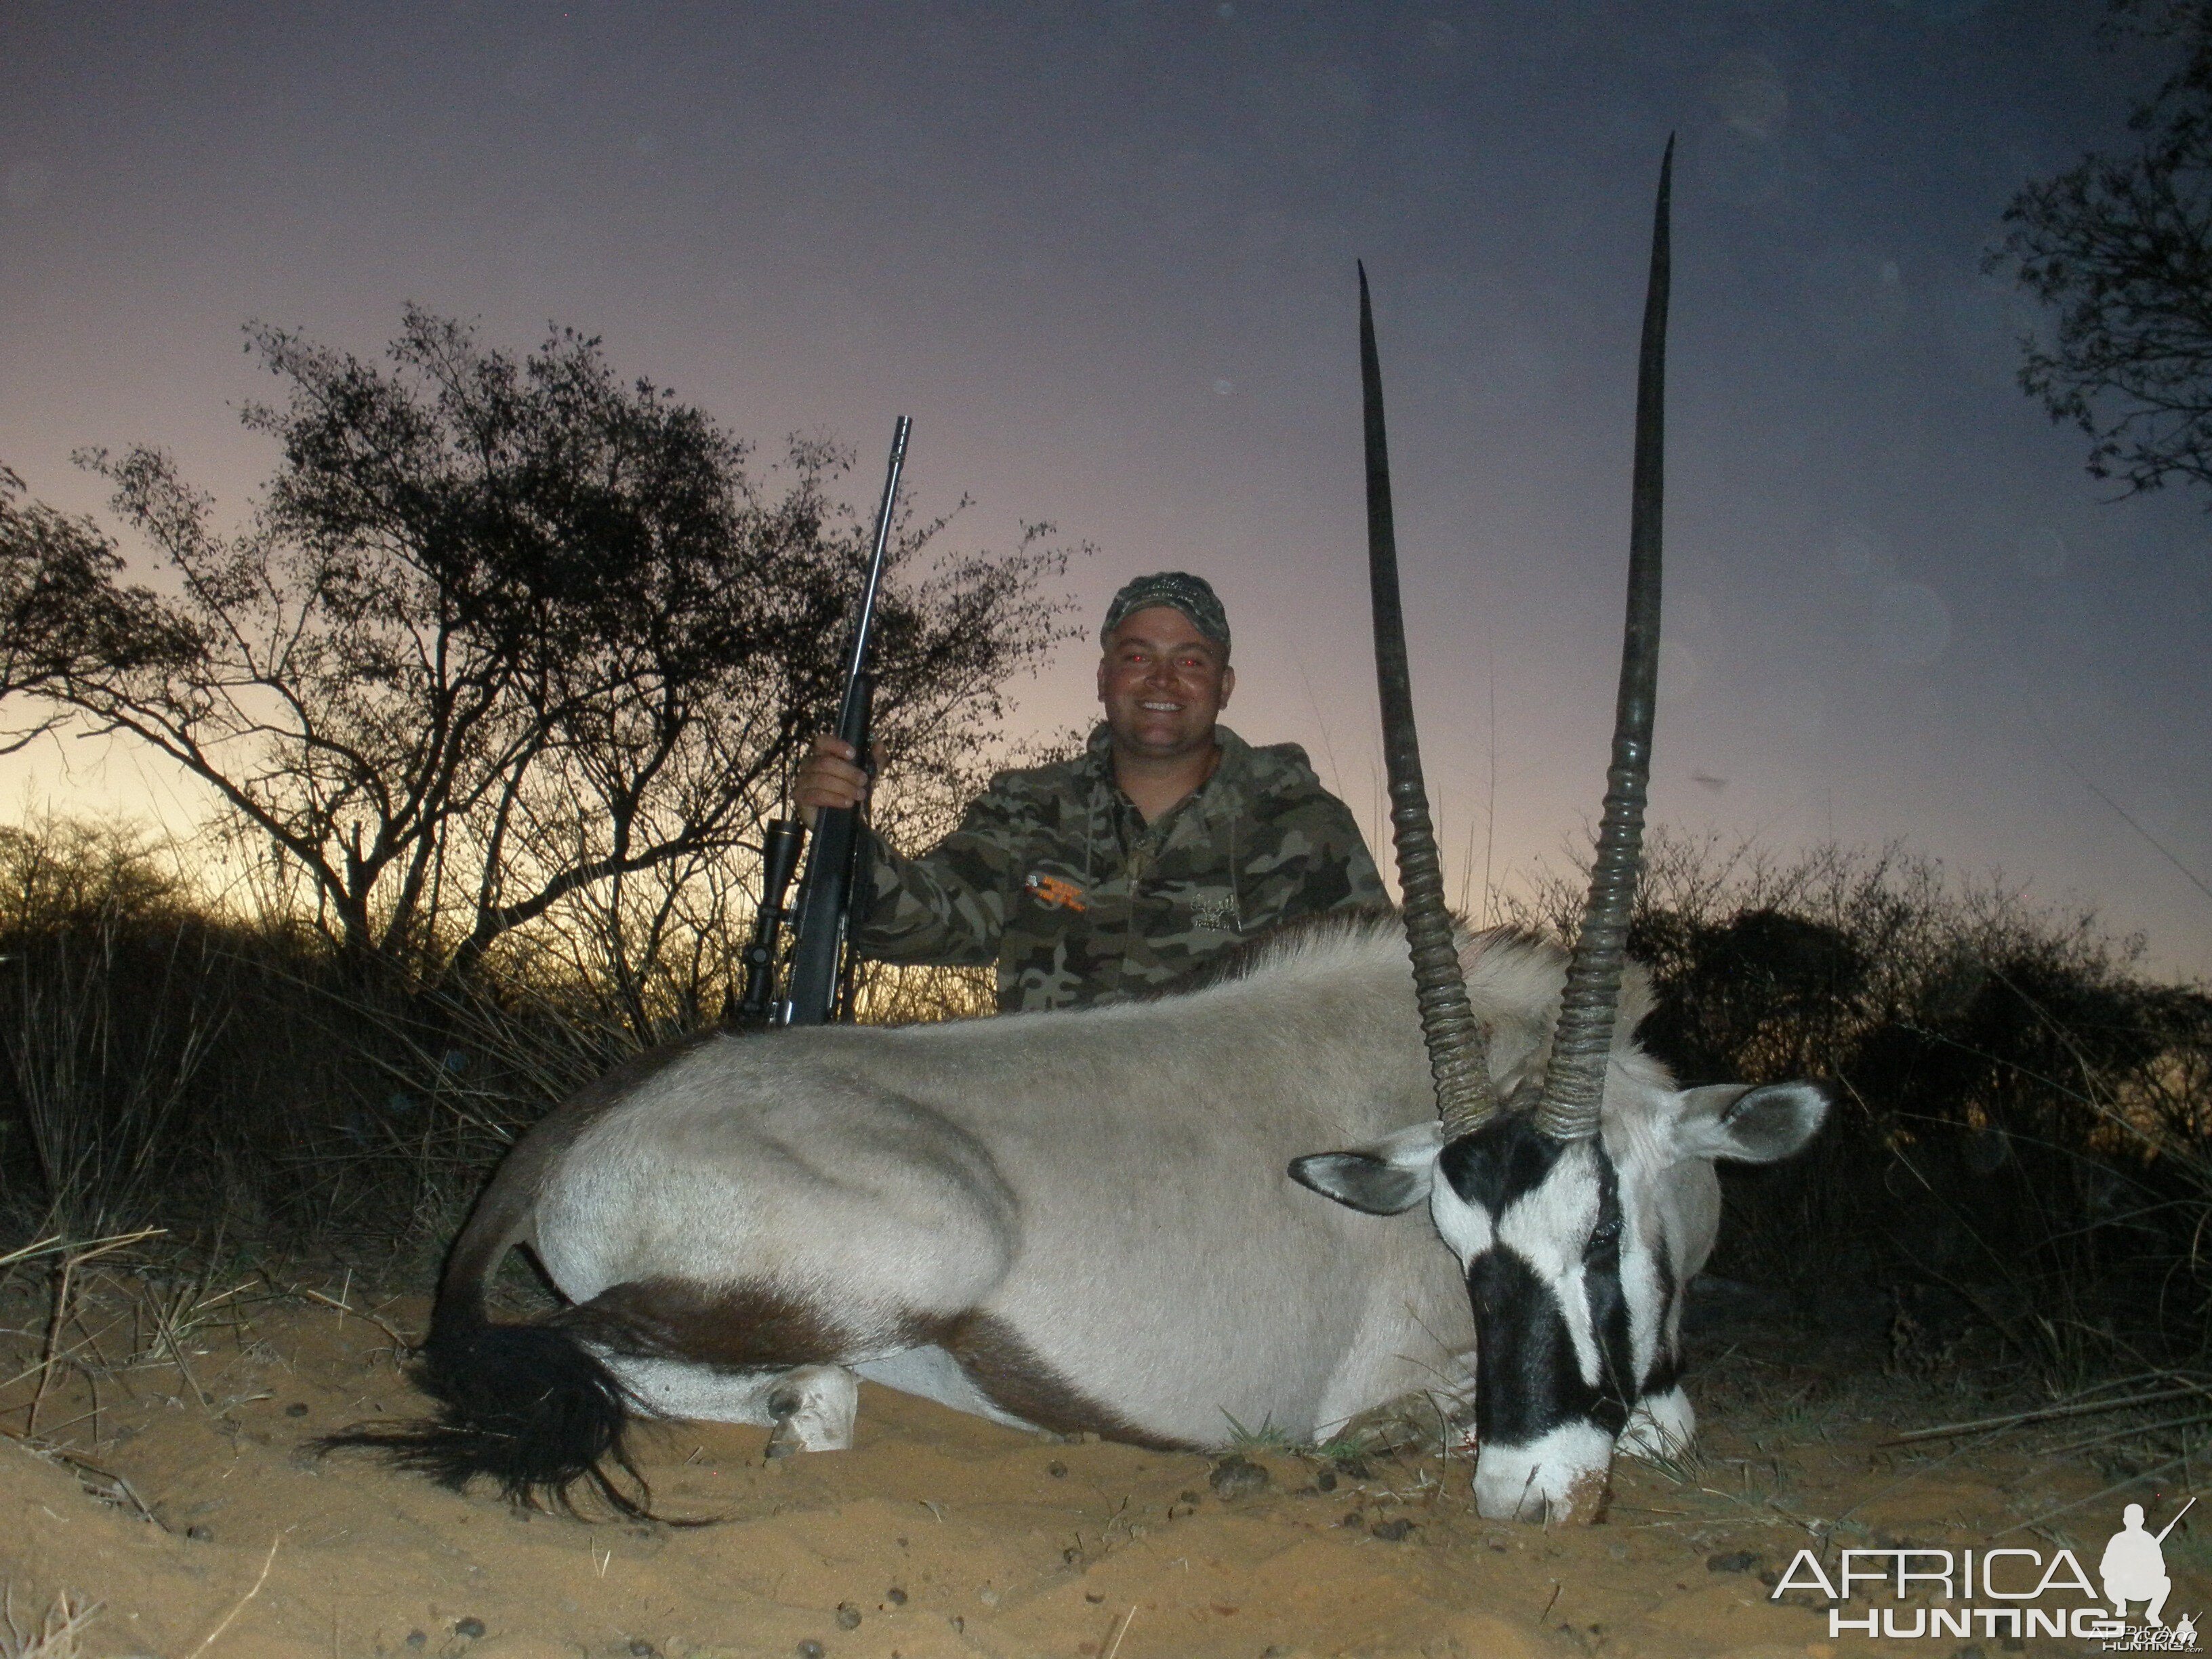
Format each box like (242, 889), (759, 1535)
(1431, 1114), (1679, 1522)
(1290, 1110), (1677, 1521)
(1290, 1078), (1831, 1524)
(1443, 1121), (1632, 1435)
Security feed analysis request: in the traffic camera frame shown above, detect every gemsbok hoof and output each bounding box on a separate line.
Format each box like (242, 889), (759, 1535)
(762, 1365), (859, 1459)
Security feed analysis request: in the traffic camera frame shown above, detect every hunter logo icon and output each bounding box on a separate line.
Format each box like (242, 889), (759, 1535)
(2100, 1498), (2196, 1645)
(1024, 872), (1087, 912)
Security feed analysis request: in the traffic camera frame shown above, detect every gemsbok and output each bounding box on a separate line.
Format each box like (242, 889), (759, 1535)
(338, 141), (1829, 1524)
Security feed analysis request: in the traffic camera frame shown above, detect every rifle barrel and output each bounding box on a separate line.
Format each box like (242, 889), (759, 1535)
(779, 417), (912, 1028)
(832, 419), (910, 745)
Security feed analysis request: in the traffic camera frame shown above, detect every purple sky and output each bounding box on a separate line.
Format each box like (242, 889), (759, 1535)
(3, 1), (2207, 979)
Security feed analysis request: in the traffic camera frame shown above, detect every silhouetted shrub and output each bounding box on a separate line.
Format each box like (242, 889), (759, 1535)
(5, 814), (2207, 1378)
(1508, 831), (2212, 1371)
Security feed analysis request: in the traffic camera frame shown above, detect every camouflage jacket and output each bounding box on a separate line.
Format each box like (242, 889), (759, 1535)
(854, 724), (1387, 1012)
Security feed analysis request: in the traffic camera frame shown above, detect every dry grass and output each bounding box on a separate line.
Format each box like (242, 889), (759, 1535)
(0, 1591), (102, 1659)
(1, 821), (2207, 1425)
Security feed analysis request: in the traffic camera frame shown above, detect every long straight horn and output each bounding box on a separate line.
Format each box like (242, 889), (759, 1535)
(1359, 262), (1498, 1139)
(1533, 140), (1674, 1143)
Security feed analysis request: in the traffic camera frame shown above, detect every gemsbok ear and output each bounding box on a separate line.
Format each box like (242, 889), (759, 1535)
(1289, 1152), (1429, 1215)
(1668, 1081), (1831, 1166)
(1288, 1120), (1443, 1214)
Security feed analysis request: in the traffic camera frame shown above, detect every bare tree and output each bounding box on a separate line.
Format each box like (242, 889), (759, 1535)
(0, 466), (186, 756)
(1989, 2), (2212, 504)
(26, 308), (1074, 987)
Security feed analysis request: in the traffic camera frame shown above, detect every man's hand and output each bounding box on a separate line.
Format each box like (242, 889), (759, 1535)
(793, 733), (870, 829)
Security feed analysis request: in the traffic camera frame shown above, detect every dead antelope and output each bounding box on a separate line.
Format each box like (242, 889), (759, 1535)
(337, 142), (1828, 1523)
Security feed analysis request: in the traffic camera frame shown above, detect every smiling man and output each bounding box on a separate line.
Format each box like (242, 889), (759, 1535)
(794, 571), (1386, 1012)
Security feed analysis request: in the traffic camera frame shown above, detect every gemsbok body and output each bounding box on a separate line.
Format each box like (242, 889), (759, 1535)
(344, 142), (1830, 1523)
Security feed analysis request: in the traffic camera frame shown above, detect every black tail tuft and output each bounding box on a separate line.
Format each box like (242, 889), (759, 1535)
(319, 1305), (657, 1520)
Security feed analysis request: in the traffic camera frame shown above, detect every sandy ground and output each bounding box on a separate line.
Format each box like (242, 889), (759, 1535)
(3, 1268), (2206, 1659)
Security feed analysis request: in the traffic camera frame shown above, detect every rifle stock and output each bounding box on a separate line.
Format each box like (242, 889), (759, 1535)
(778, 417), (911, 1027)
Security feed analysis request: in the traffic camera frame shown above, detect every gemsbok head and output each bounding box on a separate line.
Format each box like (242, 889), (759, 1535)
(1290, 140), (1830, 1523)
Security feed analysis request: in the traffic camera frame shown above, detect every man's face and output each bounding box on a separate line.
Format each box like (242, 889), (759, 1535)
(1097, 605), (1234, 761)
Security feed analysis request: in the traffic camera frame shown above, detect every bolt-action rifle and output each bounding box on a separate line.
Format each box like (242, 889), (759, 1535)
(745, 416), (911, 1029)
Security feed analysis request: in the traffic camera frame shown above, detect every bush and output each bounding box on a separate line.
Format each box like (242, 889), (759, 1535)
(6, 813), (2207, 1384)
(1505, 832), (2212, 1371)
(0, 816), (998, 1268)
(0, 819), (602, 1263)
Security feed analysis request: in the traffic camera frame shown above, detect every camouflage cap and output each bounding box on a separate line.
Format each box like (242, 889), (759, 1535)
(1099, 571), (1230, 653)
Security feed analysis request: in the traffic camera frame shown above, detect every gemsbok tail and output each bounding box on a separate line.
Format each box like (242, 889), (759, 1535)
(319, 1158), (653, 1518)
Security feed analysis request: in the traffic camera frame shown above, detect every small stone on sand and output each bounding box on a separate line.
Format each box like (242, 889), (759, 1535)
(1208, 1455), (1269, 1500)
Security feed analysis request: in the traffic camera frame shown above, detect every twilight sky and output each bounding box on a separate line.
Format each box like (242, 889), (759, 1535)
(3, 1), (2208, 979)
